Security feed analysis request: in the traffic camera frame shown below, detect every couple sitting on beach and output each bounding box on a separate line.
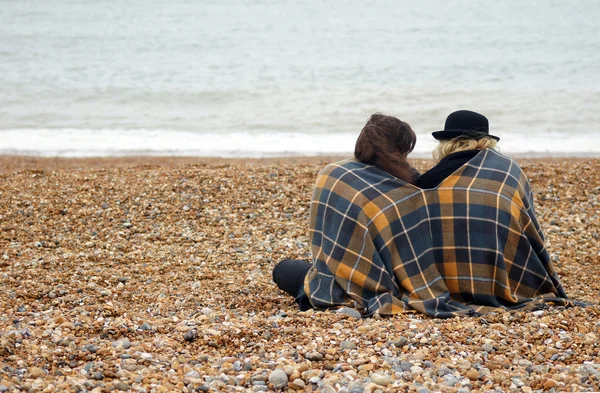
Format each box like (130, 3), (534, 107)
(273, 110), (573, 318)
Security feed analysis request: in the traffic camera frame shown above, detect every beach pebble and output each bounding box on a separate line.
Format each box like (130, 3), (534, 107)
(139, 322), (152, 330)
(184, 329), (198, 342)
(340, 340), (356, 350)
(336, 308), (362, 319)
(305, 352), (324, 361)
(290, 379), (305, 389)
(268, 369), (288, 389)
(370, 373), (392, 385)
(466, 369), (479, 380)
(29, 367), (46, 378)
(112, 338), (131, 349)
(442, 374), (458, 386)
(113, 381), (130, 391)
(390, 337), (408, 347)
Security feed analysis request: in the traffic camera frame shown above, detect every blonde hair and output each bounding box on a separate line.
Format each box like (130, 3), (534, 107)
(433, 136), (498, 162)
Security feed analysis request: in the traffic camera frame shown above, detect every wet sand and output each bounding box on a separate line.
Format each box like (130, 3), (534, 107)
(0, 155), (599, 392)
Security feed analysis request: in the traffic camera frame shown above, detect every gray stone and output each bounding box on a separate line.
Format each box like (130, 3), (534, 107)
(390, 337), (408, 347)
(417, 388), (430, 393)
(92, 371), (104, 380)
(305, 352), (324, 361)
(219, 373), (230, 383)
(437, 366), (452, 377)
(337, 307), (362, 319)
(113, 382), (130, 391)
(184, 330), (198, 342)
(340, 340), (356, 350)
(580, 365), (600, 377)
(442, 374), (458, 387)
(349, 385), (364, 393)
(112, 338), (131, 349)
(84, 344), (97, 353)
(511, 378), (525, 388)
(400, 361), (413, 372)
(268, 369), (288, 389)
(139, 352), (153, 360)
(0, 385), (8, 392)
(186, 370), (201, 379)
(139, 322), (152, 331)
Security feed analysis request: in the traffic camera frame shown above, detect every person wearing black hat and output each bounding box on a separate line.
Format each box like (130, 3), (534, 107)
(415, 110), (500, 189)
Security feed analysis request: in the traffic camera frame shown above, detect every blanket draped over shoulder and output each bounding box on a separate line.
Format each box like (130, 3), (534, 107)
(303, 149), (571, 317)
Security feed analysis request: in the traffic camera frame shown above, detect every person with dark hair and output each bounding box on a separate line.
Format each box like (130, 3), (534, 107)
(354, 113), (420, 183)
(272, 113), (419, 309)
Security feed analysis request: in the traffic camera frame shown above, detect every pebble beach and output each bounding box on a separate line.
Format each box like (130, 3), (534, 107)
(1, 156), (599, 393)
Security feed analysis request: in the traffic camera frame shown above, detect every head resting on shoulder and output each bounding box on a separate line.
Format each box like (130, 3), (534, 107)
(354, 113), (417, 183)
(432, 110), (499, 162)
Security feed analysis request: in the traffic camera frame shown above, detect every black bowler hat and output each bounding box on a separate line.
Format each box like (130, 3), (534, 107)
(432, 110), (500, 141)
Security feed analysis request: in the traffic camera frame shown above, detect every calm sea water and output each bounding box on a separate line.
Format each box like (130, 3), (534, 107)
(1, 0), (599, 157)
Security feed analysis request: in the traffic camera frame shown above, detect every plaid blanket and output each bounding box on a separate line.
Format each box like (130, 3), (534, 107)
(304, 149), (572, 317)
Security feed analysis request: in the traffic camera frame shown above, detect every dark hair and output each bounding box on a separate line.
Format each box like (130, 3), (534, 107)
(354, 113), (417, 182)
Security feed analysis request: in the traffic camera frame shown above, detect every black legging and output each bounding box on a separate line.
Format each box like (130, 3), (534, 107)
(272, 259), (312, 297)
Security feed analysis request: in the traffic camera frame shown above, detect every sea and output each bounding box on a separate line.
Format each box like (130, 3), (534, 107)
(1, 0), (599, 158)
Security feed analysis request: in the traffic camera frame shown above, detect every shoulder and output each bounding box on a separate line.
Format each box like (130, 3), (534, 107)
(478, 150), (532, 194)
(319, 158), (367, 176)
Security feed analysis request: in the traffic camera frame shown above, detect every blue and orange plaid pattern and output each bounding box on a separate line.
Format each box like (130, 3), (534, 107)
(304, 149), (571, 317)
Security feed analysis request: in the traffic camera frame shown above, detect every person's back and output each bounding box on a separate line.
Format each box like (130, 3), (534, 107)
(302, 148), (570, 317)
(272, 113), (419, 309)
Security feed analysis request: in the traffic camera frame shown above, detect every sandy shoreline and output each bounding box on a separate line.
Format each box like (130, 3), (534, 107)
(1, 156), (599, 392)
(0, 154), (595, 172)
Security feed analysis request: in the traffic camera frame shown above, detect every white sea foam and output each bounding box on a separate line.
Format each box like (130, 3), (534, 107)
(1, 129), (598, 158)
